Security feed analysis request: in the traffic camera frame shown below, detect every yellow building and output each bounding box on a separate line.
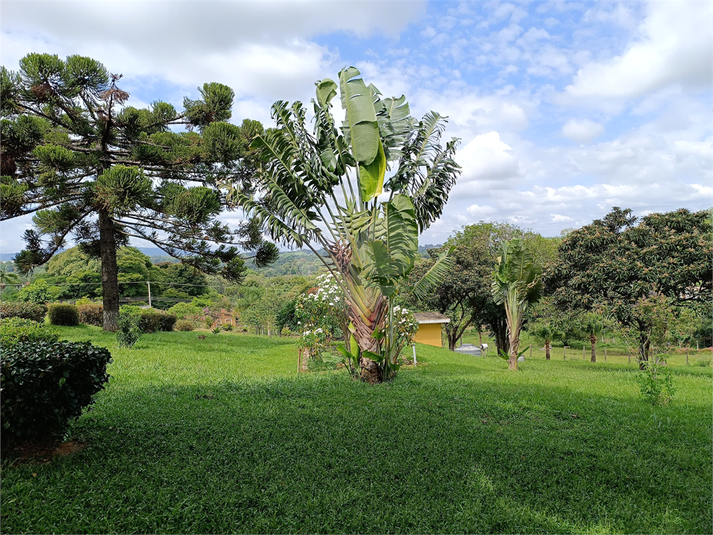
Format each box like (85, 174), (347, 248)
(412, 312), (450, 347)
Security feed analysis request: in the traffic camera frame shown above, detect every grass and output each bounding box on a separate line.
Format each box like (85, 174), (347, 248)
(2, 325), (711, 534)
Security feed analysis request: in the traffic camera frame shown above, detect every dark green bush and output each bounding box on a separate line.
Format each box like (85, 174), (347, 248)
(78, 304), (103, 326)
(0, 302), (47, 322)
(0, 318), (59, 348)
(47, 304), (79, 326)
(139, 311), (177, 333)
(157, 313), (176, 332)
(174, 319), (195, 331)
(0, 340), (112, 445)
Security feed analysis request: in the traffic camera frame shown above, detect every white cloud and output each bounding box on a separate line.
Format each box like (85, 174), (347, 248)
(563, 0), (712, 101)
(561, 118), (605, 144)
(466, 204), (497, 216)
(457, 131), (521, 186)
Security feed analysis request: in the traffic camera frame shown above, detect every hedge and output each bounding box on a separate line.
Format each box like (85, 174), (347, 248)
(78, 304), (103, 327)
(0, 302), (47, 322)
(0, 318), (59, 349)
(139, 311), (177, 333)
(47, 304), (79, 326)
(1, 341), (112, 445)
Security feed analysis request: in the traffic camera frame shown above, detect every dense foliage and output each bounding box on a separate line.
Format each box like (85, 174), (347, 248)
(0, 340), (111, 444)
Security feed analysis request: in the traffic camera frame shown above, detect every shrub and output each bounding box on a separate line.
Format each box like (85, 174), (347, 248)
(0, 302), (47, 322)
(174, 319), (195, 331)
(222, 323), (233, 331)
(78, 304), (103, 327)
(47, 303), (79, 326)
(116, 312), (142, 348)
(0, 318), (59, 349)
(637, 362), (675, 405)
(167, 302), (202, 320)
(139, 311), (177, 333)
(0, 340), (112, 445)
(157, 313), (177, 332)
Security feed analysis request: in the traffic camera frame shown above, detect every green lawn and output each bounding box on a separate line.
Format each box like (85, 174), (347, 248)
(2, 326), (711, 534)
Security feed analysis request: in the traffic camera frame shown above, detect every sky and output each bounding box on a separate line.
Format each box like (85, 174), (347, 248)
(1, 0), (711, 254)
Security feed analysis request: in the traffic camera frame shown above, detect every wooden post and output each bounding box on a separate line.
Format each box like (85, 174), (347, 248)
(686, 349), (689, 365)
(604, 347), (607, 363)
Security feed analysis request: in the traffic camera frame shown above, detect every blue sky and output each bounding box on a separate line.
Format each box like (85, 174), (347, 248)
(1, 0), (711, 254)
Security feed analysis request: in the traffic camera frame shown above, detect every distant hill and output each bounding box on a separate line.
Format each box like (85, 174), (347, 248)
(1, 244), (443, 276)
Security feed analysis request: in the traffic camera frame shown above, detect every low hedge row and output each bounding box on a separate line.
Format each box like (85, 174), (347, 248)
(0, 318), (59, 348)
(0, 302), (47, 322)
(1, 341), (112, 445)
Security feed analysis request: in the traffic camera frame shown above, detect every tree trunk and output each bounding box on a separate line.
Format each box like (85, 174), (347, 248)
(99, 209), (120, 332)
(638, 335), (650, 370)
(448, 332), (458, 351)
(545, 339), (551, 360)
(590, 334), (597, 363)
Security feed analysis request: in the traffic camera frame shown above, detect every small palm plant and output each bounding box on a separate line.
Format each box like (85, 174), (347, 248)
(491, 239), (543, 370)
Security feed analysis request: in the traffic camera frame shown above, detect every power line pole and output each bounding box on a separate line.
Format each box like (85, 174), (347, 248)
(147, 281), (152, 308)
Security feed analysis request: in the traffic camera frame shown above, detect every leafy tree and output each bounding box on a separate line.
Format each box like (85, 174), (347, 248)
(491, 238), (543, 370)
(15, 278), (60, 304)
(1, 53), (276, 330)
(227, 67), (459, 382)
(548, 207), (712, 368)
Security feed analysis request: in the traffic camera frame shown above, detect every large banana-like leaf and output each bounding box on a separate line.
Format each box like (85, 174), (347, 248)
(492, 239), (543, 309)
(338, 67), (385, 202)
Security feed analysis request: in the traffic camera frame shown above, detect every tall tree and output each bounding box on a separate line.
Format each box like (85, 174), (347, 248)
(227, 67), (459, 382)
(1, 53), (276, 330)
(547, 207), (712, 368)
(491, 238), (543, 370)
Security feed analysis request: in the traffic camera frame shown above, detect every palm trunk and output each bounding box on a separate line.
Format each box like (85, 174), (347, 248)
(590, 334), (597, 363)
(508, 329), (519, 370)
(99, 209), (120, 332)
(347, 292), (386, 384)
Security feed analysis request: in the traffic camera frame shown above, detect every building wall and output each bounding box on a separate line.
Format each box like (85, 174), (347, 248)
(413, 323), (443, 347)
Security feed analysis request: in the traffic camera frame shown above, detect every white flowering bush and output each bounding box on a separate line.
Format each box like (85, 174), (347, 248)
(295, 274), (350, 360)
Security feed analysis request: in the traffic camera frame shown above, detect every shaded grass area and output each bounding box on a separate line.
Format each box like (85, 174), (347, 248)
(2, 327), (711, 534)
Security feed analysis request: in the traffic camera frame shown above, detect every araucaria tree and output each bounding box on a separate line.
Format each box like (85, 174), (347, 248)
(227, 67), (460, 382)
(491, 238), (543, 370)
(547, 207), (711, 368)
(1, 53), (276, 330)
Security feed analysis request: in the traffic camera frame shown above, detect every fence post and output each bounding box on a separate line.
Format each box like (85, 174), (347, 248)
(604, 347), (607, 363)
